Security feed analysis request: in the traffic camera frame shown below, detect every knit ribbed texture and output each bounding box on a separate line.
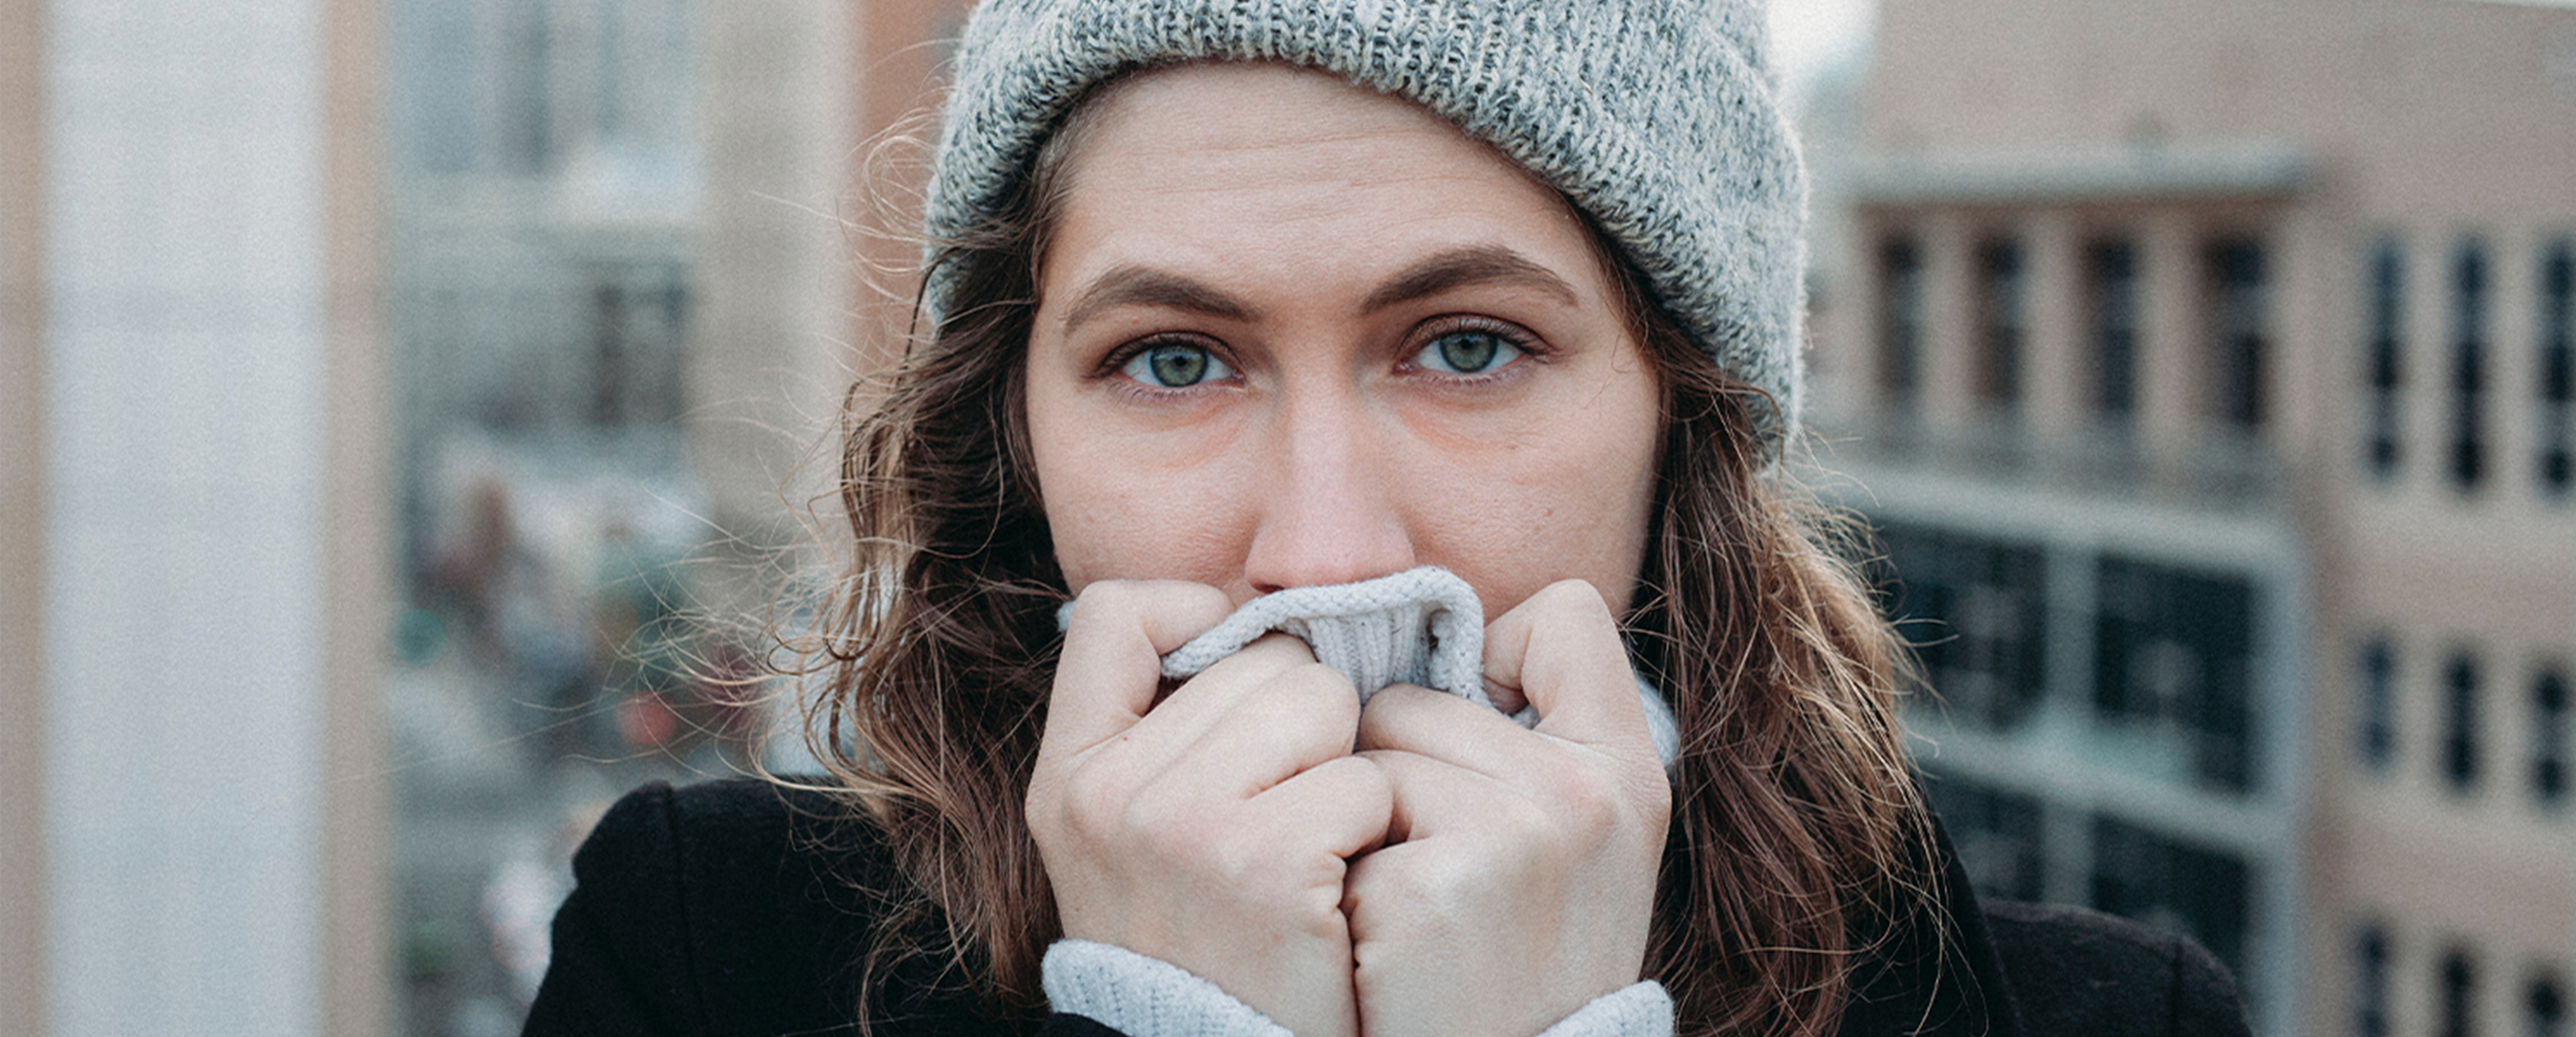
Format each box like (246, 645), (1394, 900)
(1158, 567), (1682, 767)
(1539, 981), (1677, 1037)
(1161, 566), (1487, 708)
(1042, 940), (1292, 1037)
(1041, 938), (1674, 1037)
(925, 0), (1808, 455)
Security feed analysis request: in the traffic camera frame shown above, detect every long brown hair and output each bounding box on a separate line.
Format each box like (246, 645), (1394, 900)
(793, 74), (1931, 1037)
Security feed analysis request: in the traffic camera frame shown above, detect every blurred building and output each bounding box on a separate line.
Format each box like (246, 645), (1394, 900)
(385, 0), (702, 541)
(1, 1), (392, 1034)
(377, 0), (971, 1033)
(1808, 1), (2576, 1034)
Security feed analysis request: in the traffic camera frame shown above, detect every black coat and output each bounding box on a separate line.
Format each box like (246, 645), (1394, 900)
(525, 779), (2251, 1037)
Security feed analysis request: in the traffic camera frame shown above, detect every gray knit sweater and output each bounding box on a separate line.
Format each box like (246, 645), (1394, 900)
(1048, 569), (1680, 1036)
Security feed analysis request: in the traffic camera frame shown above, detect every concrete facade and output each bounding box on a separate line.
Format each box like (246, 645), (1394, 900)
(1811, 2), (2576, 1034)
(691, 0), (973, 577)
(692, 0), (855, 544)
(2, 0), (49, 1028)
(5, 0), (392, 1034)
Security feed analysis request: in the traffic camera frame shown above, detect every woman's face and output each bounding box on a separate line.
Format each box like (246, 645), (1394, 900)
(1024, 62), (1664, 620)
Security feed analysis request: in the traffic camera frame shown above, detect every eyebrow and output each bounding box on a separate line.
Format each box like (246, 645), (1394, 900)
(1059, 267), (1258, 332)
(1361, 245), (1581, 314)
(1055, 244), (1583, 334)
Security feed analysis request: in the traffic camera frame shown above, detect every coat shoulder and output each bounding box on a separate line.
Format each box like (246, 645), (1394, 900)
(532, 777), (986, 1036)
(1981, 900), (2252, 1037)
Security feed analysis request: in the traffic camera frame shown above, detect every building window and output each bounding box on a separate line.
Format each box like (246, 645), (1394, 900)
(590, 269), (690, 427)
(2452, 239), (2493, 492)
(405, 0), (483, 175)
(1878, 236), (1925, 413)
(2541, 239), (2573, 498)
(1977, 237), (2028, 415)
(2208, 237), (2270, 429)
(2533, 970), (2568, 1037)
(2095, 557), (2258, 793)
(1876, 524), (2049, 730)
(2445, 652), (2484, 792)
(2359, 635), (2399, 773)
(2369, 238), (2407, 480)
(2537, 665), (2570, 807)
(2356, 924), (2393, 1037)
(597, 0), (632, 139)
(2440, 947), (2480, 1037)
(1925, 775), (2047, 903)
(504, 4), (556, 175)
(2088, 238), (2142, 423)
(2089, 816), (2250, 976)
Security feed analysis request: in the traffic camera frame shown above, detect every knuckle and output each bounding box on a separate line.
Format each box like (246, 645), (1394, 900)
(1113, 792), (1188, 854)
(1243, 632), (1319, 665)
(1285, 662), (1361, 716)
(1070, 579), (1139, 619)
(1247, 665), (1355, 747)
(1536, 578), (1609, 615)
(1023, 780), (1067, 844)
(1056, 764), (1141, 843)
(1403, 854), (1484, 908)
(1499, 793), (1565, 847)
(1628, 763), (1674, 821)
(1201, 834), (1268, 886)
(1339, 755), (1394, 810)
(1540, 769), (1627, 843)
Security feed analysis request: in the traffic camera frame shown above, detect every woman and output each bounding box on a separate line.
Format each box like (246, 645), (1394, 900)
(527, 3), (2252, 1036)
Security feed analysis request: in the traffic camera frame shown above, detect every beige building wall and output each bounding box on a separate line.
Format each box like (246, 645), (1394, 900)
(684, 0), (971, 639)
(1, 0), (48, 1030)
(693, 0), (858, 544)
(847, 0), (978, 375)
(1821, 1), (2576, 1034)
(322, 1), (395, 1032)
(685, 0), (975, 556)
(13, 1), (391, 1032)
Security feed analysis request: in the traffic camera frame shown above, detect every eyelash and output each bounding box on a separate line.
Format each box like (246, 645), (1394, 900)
(1098, 334), (1240, 398)
(1399, 317), (1546, 381)
(1095, 316), (1548, 392)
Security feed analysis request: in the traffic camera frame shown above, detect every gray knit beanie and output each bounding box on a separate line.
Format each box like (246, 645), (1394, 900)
(923, 0), (1808, 454)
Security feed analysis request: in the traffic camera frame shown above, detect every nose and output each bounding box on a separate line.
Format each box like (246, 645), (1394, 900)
(1240, 389), (1417, 595)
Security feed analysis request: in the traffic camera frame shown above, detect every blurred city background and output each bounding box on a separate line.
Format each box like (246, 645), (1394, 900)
(1, 0), (2569, 1034)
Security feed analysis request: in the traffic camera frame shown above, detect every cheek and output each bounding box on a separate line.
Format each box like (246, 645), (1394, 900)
(1029, 414), (1256, 593)
(1405, 376), (1663, 614)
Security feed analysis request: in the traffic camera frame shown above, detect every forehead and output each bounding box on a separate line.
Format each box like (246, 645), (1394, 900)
(1039, 62), (1614, 307)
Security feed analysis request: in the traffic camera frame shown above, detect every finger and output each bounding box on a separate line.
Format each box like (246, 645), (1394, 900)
(1354, 683), (1529, 774)
(1129, 633), (1320, 751)
(1482, 579), (1650, 752)
(1044, 580), (1233, 754)
(1355, 748), (1495, 846)
(1246, 754), (1393, 860)
(1160, 658), (1360, 798)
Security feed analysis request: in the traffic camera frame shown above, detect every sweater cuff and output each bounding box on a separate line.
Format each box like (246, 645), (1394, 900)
(1537, 981), (1674, 1037)
(1041, 940), (1292, 1037)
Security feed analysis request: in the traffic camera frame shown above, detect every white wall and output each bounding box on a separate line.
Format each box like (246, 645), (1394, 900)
(43, 2), (333, 1033)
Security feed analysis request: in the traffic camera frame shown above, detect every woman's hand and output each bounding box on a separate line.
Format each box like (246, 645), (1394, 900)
(1028, 581), (1393, 1037)
(1342, 580), (1672, 1037)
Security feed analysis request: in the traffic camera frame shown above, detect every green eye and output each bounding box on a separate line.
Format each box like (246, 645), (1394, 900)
(1121, 342), (1233, 387)
(1415, 329), (1522, 374)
